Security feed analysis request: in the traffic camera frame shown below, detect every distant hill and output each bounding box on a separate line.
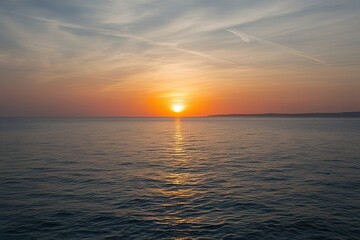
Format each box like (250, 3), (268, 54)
(208, 111), (360, 118)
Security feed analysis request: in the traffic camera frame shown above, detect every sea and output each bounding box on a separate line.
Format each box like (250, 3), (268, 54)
(0, 117), (359, 240)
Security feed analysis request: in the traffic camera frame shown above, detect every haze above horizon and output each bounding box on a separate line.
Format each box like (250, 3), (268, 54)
(0, 0), (359, 116)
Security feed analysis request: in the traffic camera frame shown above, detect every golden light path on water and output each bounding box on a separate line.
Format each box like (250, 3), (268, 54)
(2, 118), (359, 239)
(158, 118), (205, 226)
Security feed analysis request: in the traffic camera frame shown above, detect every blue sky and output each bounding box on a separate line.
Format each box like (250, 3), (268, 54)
(0, 0), (359, 116)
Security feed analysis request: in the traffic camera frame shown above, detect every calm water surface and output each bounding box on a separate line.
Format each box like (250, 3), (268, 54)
(0, 118), (359, 239)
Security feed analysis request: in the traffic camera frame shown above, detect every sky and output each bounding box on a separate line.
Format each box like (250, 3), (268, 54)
(0, 0), (359, 116)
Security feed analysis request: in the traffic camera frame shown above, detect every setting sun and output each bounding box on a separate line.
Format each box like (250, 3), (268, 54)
(172, 104), (185, 113)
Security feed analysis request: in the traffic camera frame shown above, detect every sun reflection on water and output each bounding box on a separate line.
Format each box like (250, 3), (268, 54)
(156, 118), (204, 227)
(174, 118), (184, 155)
(167, 118), (192, 191)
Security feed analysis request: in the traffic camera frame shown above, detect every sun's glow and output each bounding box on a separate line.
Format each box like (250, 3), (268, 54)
(172, 104), (185, 113)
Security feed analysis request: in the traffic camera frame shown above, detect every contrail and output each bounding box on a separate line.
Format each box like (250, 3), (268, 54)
(226, 29), (326, 64)
(90, 30), (235, 65)
(1, 10), (234, 65)
(172, 47), (235, 65)
(226, 29), (251, 43)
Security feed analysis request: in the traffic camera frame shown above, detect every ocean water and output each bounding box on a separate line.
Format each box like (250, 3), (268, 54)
(0, 117), (359, 240)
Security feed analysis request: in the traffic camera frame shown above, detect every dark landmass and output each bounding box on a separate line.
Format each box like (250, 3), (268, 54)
(208, 111), (360, 118)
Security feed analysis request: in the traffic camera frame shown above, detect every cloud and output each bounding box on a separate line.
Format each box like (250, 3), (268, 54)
(1, 9), (234, 66)
(226, 29), (327, 64)
(92, 30), (235, 65)
(0, 1), (358, 89)
(226, 29), (252, 43)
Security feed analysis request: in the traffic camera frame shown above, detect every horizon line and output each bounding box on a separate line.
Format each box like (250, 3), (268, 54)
(1, 111), (359, 118)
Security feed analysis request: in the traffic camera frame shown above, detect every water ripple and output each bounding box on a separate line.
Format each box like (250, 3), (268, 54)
(0, 118), (359, 239)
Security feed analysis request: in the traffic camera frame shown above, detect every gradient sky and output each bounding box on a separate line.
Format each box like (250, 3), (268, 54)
(0, 0), (359, 116)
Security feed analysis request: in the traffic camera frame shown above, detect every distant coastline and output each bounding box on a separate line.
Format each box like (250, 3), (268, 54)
(1, 111), (360, 118)
(208, 111), (360, 118)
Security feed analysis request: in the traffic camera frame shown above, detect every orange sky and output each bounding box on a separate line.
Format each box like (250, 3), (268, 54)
(0, 1), (359, 116)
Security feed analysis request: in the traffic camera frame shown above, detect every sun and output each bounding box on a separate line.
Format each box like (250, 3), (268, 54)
(172, 104), (185, 113)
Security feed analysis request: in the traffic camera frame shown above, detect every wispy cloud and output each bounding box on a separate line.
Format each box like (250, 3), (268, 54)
(97, 31), (235, 65)
(1, 9), (233, 65)
(1, 0), (359, 116)
(226, 29), (327, 64)
(226, 29), (252, 43)
(172, 47), (235, 65)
